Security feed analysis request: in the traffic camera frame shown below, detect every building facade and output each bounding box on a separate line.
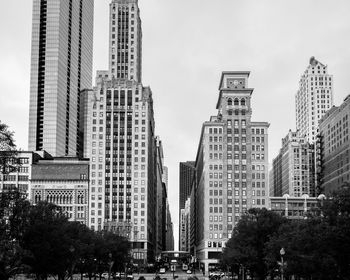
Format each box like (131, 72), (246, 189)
(193, 72), (269, 272)
(295, 57), (334, 143)
(179, 161), (195, 248)
(28, 0), (94, 157)
(269, 196), (318, 220)
(87, 0), (169, 265)
(87, 79), (157, 263)
(317, 95), (350, 194)
(270, 130), (315, 197)
(0, 151), (46, 196)
(109, 0), (142, 82)
(30, 157), (90, 224)
(179, 197), (191, 252)
(165, 202), (175, 251)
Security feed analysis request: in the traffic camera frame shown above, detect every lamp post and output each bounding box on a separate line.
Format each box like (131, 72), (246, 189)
(280, 248), (285, 280)
(108, 253), (114, 280)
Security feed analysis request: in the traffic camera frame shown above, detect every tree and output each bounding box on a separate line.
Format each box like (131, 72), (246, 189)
(21, 201), (73, 280)
(266, 187), (350, 280)
(222, 208), (287, 280)
(0, 121), (18, 175)
(266, 219), (338, 279)
(0, 189), (31, 280)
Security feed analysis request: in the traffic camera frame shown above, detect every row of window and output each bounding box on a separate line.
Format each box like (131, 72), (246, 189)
(227, 98), (246, 106)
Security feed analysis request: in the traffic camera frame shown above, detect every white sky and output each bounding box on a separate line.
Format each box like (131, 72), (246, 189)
(1, 0), (350, 249)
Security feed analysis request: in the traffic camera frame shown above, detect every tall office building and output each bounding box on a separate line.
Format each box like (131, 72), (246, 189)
(193, 72), (269, 272)
(270, 130), (315, 197)
(295, 57), (334, 143)
(87, 0), (166, 265)
(179, 161), (195, 248)
(179, 162), (195, 211)
(28, 0), (94, 157)
(317, 95), (350, 194)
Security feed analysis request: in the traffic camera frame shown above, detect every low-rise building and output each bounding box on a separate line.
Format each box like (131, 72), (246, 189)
(269, 196), (318, 219)
(30, 157), (90, 224)
(0, 151), (47, 198)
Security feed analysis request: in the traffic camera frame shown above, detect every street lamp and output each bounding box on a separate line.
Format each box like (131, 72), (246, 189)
(279, 248), (285, 280)
(108, 253), (114, 280)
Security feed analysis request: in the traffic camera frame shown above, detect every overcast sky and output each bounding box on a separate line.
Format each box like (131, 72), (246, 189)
(1, 0), (350, 249)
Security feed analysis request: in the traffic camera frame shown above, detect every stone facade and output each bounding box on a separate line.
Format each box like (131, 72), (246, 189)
(193, 72), (269, 272)
(318, 95), (350, 193)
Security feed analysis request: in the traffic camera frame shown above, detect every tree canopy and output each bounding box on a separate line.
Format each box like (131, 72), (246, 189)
(0, 190), (131, 280)
(222, 187), (350, 280)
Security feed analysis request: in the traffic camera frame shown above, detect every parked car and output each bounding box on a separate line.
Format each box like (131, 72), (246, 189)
(102, 272), (109, 279)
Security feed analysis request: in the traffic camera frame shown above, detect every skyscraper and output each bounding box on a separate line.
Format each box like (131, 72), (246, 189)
(192, 72), (269, 272)
(295, 57), (334, 143)
(87, 0), (168, 265)
(179, 161), (195, 249)
(28, 0), (94, 157)
(179, 162), (195, 211)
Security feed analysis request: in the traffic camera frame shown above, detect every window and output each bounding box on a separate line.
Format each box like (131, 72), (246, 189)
(241, 98), (246, 106)
(234, 98), (239, 106)
(227, 98), (232, 106)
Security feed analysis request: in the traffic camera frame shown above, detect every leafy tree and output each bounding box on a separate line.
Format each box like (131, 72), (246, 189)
(0, 121), (18, 175)
(21, 201), (73, 280)
(222, 208), (287, 280)
(0, 190), (31, 280)
(266, 186), (350, 280)
(266, 219), (338, 279)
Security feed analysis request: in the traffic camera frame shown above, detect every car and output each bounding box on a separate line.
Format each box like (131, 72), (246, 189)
(102, 272), (109, 279)
(186, 270), (192, 274)
(159, 268), (166, 274)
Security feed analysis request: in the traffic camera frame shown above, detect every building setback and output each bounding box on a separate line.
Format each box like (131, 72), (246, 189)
(28, 0), (94, 157)
(192, 72), (269, 272)
(295, 57), (334, 143)
(270, 130), (315, 197)
(317, 95), (350, 194)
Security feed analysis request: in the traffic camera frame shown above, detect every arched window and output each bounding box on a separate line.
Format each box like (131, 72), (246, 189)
(227, 99), (232, 106)
(241, 99), (246, 106)
(234, 98), (239, 106)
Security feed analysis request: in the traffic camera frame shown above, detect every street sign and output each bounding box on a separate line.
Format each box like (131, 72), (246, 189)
(171, 265), (176, 272)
